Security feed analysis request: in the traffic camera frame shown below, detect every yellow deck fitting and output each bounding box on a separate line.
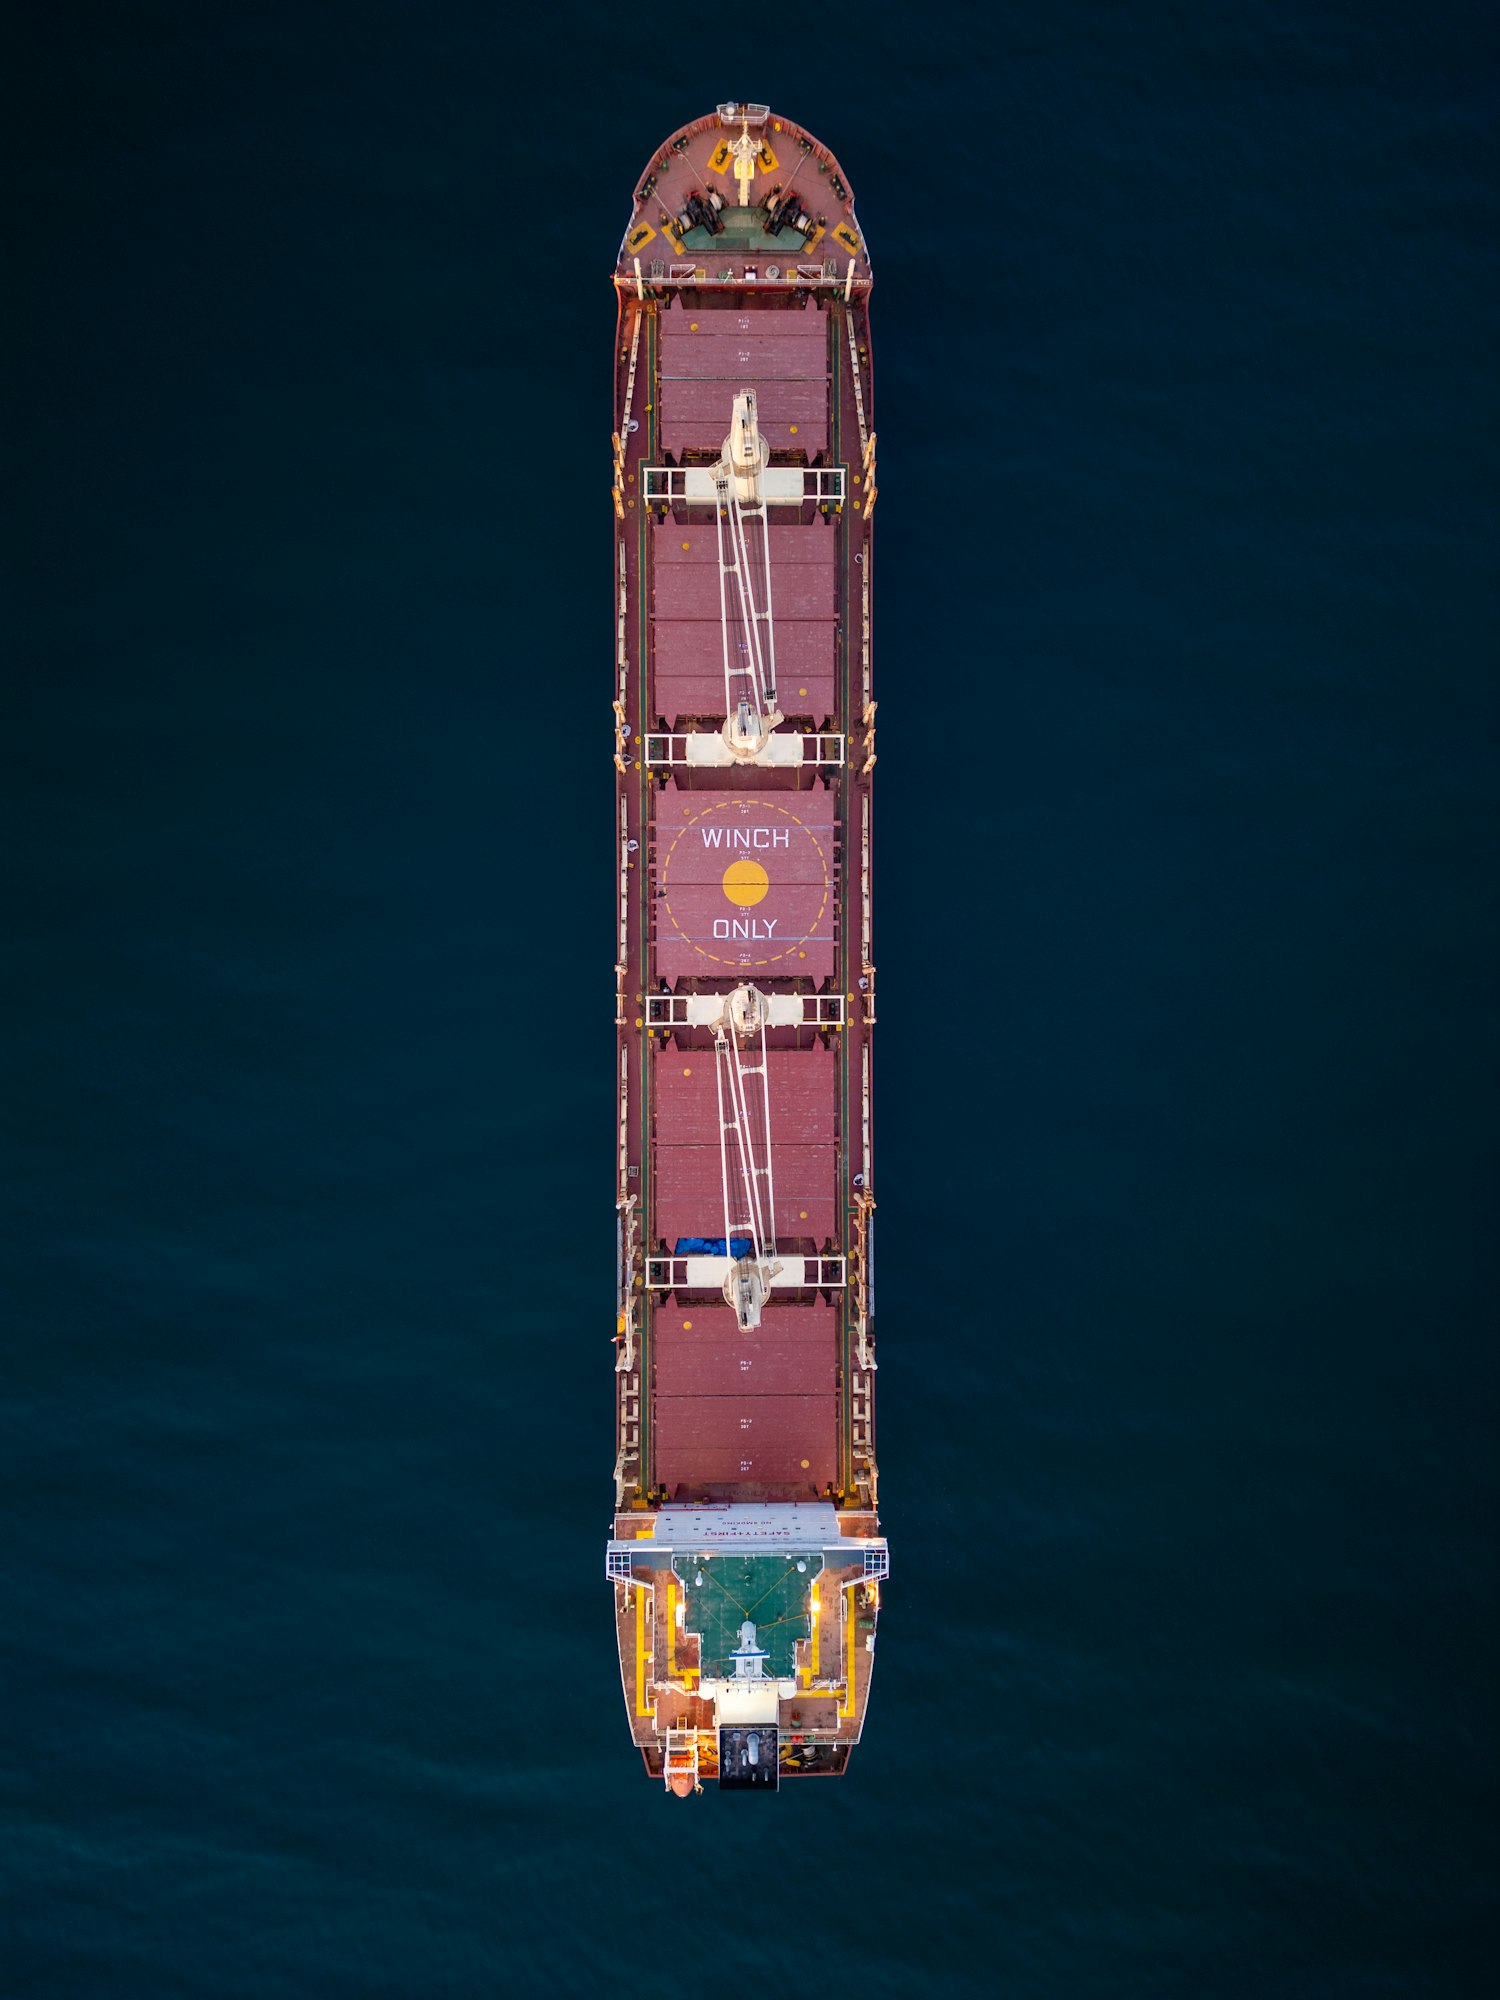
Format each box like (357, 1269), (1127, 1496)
(635, 1587), (654, 1716)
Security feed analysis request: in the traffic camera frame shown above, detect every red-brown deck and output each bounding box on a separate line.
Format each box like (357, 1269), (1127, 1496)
(653, 518), (838, 723)
(654, 793), (838, 981)
(660, 308), (831, 455)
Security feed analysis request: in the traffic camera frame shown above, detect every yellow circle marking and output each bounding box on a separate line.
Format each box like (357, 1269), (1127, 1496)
(659, 802), (831, 967)
(789, 424), (799, 434)
(800, 1459), (810, 1469)
(798, 686), (807, 697)
(799, 1210), (808, 1220)
(682, 1319), (693, 1330)
(721, 858), (769, 907)
(682, 1066), (692, 1076)
(689, 321), (699, 331)
(681, 541), (691, 551)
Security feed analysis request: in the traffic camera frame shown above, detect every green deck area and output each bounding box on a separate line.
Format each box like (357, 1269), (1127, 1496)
(673, 1552), (825, 1678)
(681, 210), (810, 255)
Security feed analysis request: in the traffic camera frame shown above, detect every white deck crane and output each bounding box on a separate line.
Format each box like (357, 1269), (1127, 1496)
(641, 387), (845, 773)
(714, 389), (784, 762)
(713, 983), (781, 1329)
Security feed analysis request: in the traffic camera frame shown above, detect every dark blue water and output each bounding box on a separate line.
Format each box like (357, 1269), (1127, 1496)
(6, 4), (1497, 1993)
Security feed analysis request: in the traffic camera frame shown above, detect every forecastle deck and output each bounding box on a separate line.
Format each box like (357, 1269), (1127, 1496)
(607, 105), (884, 1794)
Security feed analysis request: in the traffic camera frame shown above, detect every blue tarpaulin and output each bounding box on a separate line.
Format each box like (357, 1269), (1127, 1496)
(674, 1237), (753, 1258)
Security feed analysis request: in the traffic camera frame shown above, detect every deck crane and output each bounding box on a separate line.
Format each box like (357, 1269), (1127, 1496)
(714, 389), (784, 761)
(713, 983), (781, 1329)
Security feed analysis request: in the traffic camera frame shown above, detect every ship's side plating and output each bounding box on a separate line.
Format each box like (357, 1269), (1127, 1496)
(607, 105), (884, 1792)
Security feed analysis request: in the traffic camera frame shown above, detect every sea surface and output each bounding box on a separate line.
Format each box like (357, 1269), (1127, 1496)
(5, 4), (1497, 1994)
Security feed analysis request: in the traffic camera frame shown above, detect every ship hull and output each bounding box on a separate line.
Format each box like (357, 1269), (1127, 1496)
(607, 105), (884, 1791)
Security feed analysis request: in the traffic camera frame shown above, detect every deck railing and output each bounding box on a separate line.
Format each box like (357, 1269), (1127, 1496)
(641, 465), (846, 505)
(650, 259), (863, 290)
(644, 731), (844, 770)
(646, 1253), (846, 1292)
(645, 991), (845, 1030)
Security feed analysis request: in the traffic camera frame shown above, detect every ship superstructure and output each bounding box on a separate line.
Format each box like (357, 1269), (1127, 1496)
(608, 104), (885, 1793)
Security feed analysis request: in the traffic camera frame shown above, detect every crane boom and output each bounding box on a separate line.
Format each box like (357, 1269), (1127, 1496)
(715, 390), (782, 758)
(712, 984), (781, 1330)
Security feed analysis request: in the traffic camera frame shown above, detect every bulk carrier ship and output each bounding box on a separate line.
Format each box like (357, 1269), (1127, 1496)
(606, 104), (887, 1795)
